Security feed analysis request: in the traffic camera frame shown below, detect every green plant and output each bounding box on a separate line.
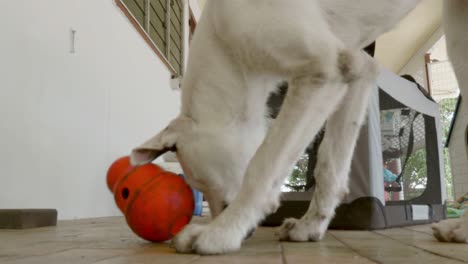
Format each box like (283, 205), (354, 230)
(439, 97), (458, 200)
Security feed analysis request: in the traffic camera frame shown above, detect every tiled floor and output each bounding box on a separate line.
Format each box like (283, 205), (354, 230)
(1, 216), (467, 264)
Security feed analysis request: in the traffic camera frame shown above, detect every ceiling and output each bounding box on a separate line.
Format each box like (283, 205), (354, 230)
(375, 0), (442, 73)
(198, 0), (206, 9)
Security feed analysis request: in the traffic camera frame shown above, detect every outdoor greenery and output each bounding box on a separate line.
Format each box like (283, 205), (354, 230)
(284, 154), (309, 192)
(402, 148), (428, 200)
(439, 97), (458, 200)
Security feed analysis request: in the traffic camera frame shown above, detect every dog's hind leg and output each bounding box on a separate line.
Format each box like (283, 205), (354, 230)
(444, 0), (468, 158)
(430, 1), (468, 245)
(278, 52), (379, 241)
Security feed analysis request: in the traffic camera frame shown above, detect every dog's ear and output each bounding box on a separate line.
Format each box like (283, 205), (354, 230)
(130, 116), (191, 165)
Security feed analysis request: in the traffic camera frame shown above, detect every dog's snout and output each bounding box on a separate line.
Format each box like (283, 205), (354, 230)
(222, 202), (229, 211)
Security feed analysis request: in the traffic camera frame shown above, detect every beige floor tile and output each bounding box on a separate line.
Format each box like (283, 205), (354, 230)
(376, 228), (468, 263)
(1, 216), (465, 264)
(0, 248), (136, 264)
(330, 230), (464, 264)
(402, 223), (437, 235)
(93, 248), (199, 264)
(281, 234), (375, 264)
(193, 254), (281, 264)
(0, 241), (78, 262)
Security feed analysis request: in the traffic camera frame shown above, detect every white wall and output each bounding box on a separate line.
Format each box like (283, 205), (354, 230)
(449, 99), (468, 199)
(0, 0), (181, 219)
(197, 0), (206, 9)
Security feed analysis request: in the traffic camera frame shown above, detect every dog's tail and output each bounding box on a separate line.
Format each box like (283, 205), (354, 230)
(130, 116), (192, 166)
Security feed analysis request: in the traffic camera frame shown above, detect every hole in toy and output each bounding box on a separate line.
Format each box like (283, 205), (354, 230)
(122, 188), (130, 199)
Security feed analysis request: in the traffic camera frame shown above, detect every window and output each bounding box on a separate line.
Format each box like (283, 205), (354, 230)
(121, 0), (184, 75)
(379, 89), (437, 201)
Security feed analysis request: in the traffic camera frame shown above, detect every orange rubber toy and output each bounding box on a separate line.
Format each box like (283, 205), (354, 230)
(106, 156), (194, 242)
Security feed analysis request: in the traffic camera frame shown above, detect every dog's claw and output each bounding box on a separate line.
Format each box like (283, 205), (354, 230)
(278, 217), (329, 242)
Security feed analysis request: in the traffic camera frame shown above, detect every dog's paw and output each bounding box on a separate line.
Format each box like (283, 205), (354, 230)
(171, 224), (206, 253)
(277, 217), (327, 242)
(451, 225), (468, 243)
(432, 218), (468, 243)
(172, 223), (243, 254)
(193, 226), (242, 254)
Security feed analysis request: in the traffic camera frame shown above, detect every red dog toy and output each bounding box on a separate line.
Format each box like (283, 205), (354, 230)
(107, 156), (194, 242)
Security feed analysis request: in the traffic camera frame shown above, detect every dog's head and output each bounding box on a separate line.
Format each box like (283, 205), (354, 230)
(131, 116), (250, 217)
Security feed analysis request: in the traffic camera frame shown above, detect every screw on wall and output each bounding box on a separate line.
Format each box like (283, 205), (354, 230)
(70, 28), (77, 54)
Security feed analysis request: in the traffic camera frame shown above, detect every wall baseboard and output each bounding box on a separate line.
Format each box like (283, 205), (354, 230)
(0, 209), (57, 229)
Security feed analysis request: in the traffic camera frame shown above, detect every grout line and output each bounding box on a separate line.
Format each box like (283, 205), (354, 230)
(90, 254), (132, 264)
(279, 243), (288, 264)
(328, 232), (381, 264)
(0, 247), (77, 263)
(90, 251), (200, 264)
(177, 255), (201, 264)
(400, 226), (434, 236)
(371, 230), (467, 263)
(185, 255), (203, 264)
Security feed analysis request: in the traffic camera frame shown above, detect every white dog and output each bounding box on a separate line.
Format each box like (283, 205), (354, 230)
(131, 0), (468, 254)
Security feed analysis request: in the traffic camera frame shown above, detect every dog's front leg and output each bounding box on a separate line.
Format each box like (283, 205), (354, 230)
(278, 52), (379, 241)
(172, 51), (363, 254)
